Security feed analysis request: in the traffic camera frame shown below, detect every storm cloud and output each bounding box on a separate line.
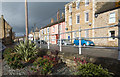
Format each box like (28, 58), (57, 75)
(2, 2), (67, 36)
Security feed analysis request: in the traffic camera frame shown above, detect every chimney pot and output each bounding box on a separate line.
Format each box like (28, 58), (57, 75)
(51, 18), (54, 23)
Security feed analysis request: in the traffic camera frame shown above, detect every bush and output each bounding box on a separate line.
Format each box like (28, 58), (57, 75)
(74, 63), (113, 77)
(31, 57), (53, 75)
(3, 48), (14, 59)
(6, 53), (24, 69)
(36, 48), (48, 57)
(14, 40), (37, 62)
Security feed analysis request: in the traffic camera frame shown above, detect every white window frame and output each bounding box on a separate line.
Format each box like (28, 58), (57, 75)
(47, 27), (49, 33)
(109, 12), (116, 24)
(52, 36), (55, 41)
(44, 28), (46, 34)
(53, 26), (55, 32)
(42, 29), (43, 34)
(85, 0), (89, 6)
(76, 13), (80, 24)
(76, 1), (80, 10)
(108, 30), (115, 41)
(84, 11), (89, 22)
(69, 16), (72, 26)
(69, 4), (72, 13)
(73, 32), (77, 39)
(85, 30), (89, 38)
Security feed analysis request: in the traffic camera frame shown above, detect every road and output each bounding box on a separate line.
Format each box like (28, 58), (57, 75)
(37, 43), (118, 59)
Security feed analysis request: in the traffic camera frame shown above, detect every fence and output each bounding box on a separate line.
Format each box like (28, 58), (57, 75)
(38, 22), (120, 60)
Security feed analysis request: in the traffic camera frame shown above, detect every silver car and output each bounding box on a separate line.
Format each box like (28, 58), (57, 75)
(57, 39), (71, 46)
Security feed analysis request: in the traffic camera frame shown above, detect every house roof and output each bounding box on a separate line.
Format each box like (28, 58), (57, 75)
(95, 2), (120, 14)
(40, 18), (65, 30)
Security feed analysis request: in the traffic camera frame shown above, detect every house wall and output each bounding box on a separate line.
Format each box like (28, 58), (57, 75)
(60, 22), (66, 39)
(65, 0), (93, 43)
(0, 15), (12, 45)
(94, 9), (119, 46)
(50, 24), (58, 44)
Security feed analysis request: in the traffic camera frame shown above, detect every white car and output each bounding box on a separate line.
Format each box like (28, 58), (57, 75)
(57, 39), (72, 46)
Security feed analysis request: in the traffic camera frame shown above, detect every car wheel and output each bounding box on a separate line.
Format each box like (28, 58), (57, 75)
(83, 44), (86, 47)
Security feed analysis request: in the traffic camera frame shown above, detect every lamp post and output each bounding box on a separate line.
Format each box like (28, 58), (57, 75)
(25, 0), (28, 40)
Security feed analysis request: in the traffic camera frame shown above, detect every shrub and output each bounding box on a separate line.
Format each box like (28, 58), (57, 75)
(3, 48), (14, 59)
(31, 57), (53, 75)
(74, 63), (113, 77)
(74, 57), (87, 65)
(36, 48), (48, 57)
(6, 53), (24, 69)
(14, 40), (37, 62)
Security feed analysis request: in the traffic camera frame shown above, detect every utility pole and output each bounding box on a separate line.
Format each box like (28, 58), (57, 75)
(25, 0), (28, 40)
(34, 23), (36, 43)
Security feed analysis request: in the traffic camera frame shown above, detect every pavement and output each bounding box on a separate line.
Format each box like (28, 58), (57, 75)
(38, 43), (118, 59)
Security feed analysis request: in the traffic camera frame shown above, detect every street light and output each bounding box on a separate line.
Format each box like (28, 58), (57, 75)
(25, 0), (28, 40)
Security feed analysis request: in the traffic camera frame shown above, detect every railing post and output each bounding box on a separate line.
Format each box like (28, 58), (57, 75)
(34, 32), (36, 43)
(48, 32), (50, 49)
(118, 20), (120, 60)
(39, 31), (41, 48)
(60, 33), (62, 51)
(79, 27), (82, 54)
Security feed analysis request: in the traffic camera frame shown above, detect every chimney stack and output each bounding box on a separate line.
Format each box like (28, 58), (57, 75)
(51, 18), (54, 23)
(62, 12), (65, 18)
(57, 9), (60, 21)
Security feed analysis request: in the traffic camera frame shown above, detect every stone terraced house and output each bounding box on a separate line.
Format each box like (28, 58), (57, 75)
(0, 15), (13, 45)
(65, 0), (120, 46)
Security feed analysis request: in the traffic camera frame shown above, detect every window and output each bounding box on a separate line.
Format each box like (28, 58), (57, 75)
(109, 12), (116, 23)
(69, 16), (72, 26)
(85, 12), (89, 22)
(47, 27), (49, 33)
(85, 0), (89, 6)
(76, 14), (80, 24)
(44, 28), (46, 34)
(42, 30), (43, 34)
(52, 36), (55, 41)
(69, 4), (72, 13)
(53, 26), (55, 32)
(45, 36), (46, 41)
(85, 30), (89, 38)
(73, 32), (77, 39)
(76, 1), (80, 10)
(109, 30), (115, 41)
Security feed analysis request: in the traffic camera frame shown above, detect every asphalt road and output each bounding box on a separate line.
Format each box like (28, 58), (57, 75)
(37, 43), (118, 59)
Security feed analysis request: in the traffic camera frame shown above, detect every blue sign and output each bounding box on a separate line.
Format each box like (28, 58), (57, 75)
(68, 36), (70, 41)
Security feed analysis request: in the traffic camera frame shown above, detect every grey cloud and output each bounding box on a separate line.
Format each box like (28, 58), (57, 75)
(2, 2), (67, 36)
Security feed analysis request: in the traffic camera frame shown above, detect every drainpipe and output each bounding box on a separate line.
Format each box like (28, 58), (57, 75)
(1, 15), (5, 43)
(92, 0), (95, 42)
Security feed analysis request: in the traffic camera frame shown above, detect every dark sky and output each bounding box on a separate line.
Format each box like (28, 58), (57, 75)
(2, 2), (67, 36)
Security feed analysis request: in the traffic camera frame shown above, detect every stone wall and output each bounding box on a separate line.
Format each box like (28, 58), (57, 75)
(94, 9), (119, 46)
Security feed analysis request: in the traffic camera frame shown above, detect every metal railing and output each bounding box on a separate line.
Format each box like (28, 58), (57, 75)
(38, 22), (120, 60)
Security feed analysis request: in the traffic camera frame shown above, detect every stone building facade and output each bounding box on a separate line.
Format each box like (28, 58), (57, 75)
(65, 0), (94, 43)
(0, 15), (13, 45)
(65, 0), (120, 46)
(94, 3), (120, 46)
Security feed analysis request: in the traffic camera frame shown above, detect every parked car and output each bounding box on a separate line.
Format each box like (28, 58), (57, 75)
(57, 39), (72, 46)
(74, 37), (95, 46)
(37, 40), (47, 44)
